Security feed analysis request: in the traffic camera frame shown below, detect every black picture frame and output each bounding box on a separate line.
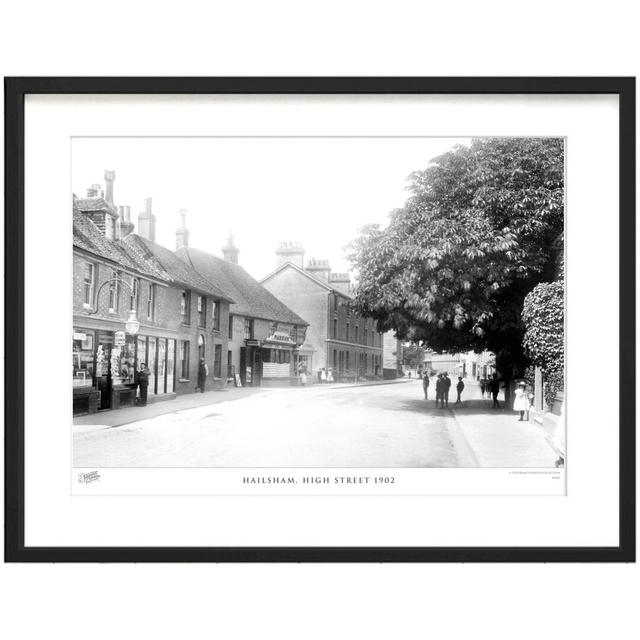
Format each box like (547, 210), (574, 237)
(4, 77), (636, 563)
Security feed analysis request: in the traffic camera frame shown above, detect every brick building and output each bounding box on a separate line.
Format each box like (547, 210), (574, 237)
(260, 243), (384, 381)
(174, 225), (308, 387)
(72, 171), (235, 415)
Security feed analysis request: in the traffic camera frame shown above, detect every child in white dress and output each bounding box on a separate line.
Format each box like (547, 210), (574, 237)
(513, 382), (529, 421)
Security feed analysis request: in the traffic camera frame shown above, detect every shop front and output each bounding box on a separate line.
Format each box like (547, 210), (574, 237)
(73, 326), (177, 415)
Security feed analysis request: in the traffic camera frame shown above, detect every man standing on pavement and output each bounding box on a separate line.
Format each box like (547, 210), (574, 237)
(443, 372), (452, 407)
(136, 362), (149, 406)
(489, 373), (501, 408)
(422, 372), (430, 400)
(455, 376), (464, 404)
(196, 357), (208, 393)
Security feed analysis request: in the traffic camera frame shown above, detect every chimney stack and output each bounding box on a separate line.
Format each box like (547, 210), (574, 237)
(222, 232), (240, 264)
(119, 205), (134, 237)
(104, 170), (116, 204)
(329, 272), (351, 295)
(137, 197), (156, 242)
(305, 258), (331, 282)
(275, 241), (305, 268)
(175, 209), (189, 250)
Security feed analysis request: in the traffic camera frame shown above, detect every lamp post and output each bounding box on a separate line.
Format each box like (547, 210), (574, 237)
(87, 276), (140, 335)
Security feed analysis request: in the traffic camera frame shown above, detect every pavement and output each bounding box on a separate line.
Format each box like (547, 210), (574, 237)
(73, 377), (411, 429)
(73, 379), (557, 468)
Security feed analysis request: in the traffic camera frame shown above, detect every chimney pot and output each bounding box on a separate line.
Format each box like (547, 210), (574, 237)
(104, 170), (115, 204)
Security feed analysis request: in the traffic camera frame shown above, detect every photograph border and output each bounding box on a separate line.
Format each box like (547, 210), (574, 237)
(5, 76), (635, 562)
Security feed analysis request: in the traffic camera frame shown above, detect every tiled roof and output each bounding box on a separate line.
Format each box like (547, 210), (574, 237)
(125, 236), (234, 301)
(75, 196), (117, 215)
(177, 247), (308, 326)
(73, 209), (168, 282)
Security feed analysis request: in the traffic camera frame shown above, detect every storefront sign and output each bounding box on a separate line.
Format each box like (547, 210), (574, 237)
(245, 340), (261, 347)
(114, 330), (126, 347)
(265, 331), (295, 345)
(73, 332), (86, 341)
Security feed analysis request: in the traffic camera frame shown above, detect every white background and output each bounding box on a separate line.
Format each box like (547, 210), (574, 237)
(1, 1), (638, 639)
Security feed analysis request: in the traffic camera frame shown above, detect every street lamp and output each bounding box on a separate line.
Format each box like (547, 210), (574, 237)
(87, 276), (141, 335)
(125, 309), (140, 335)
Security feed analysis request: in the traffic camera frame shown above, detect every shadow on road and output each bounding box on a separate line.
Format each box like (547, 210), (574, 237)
(384, 396), (515, 417)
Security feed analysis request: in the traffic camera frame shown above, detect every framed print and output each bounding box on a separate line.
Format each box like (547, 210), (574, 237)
(4, 77), (635, 562)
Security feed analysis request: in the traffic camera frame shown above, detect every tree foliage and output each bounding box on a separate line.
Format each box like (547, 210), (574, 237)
(522, 280), (564, 406)
(349, 138), (564, 379)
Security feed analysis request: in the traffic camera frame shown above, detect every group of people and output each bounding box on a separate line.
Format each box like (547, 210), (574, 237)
(479, 374), (502, 408)
(422, 372), (465, 408)
(317, 368), (334, 384)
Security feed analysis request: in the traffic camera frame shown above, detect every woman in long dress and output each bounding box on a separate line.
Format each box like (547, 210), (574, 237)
(513, 381), (529, 421)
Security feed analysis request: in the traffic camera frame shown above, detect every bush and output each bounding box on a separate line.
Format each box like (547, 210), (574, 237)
(522, 281), (564, 407)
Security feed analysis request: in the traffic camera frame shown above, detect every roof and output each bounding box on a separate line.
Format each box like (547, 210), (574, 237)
(74, 196), (117, 215)
(122, 235), (234, 301)
(177, 247), (308, 326)
(73, 209), (169, 282)
(260, 261), (354, 300)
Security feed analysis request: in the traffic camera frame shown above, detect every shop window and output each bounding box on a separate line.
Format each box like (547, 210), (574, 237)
(228, 315), (234, 339)
(197, 295), (207, 327)
(167, 340), (176, 393)
(212, 300), (220, 331)
(108, 270), (119, 313)
(72, 329), (94, 387)
(180, 290), (191, 323)
(147, 283), (155, 320)
(244, 318), (254, 339)
(82, 262), (94, 308)
(214, 344), (222, 378)
(180, 340), (190, 379)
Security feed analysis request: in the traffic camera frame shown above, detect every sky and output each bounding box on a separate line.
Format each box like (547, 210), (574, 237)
(72, 137), (471, 280)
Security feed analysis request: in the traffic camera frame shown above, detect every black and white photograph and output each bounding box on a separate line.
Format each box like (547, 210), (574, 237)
(71, 135), (566, 473)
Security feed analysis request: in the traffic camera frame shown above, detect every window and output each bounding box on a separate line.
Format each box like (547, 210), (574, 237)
(181, 290), (191, 323)
(197, 295), (206, 327)
(269, 321), (277, 335)
(333, 318), (337, 339)
(364, 328), (368, 346)
(130, 278), (139, 311)
(72, 329), (94, 388)
(180, 340), (190, 379)
(108, 270), (119, 312)
(333, 295), (338, 312)
(290, 326), (297, 343)
(214, 344), (222, 378)
(244, 318), (254, 339)
(355, 326), (359, 344)
(346, 322), (350, 342)
(212, 300), (220, 331)
(82, 262), (94, 307)
(228, 315), (234, 339)
(146, 283), (155, 320)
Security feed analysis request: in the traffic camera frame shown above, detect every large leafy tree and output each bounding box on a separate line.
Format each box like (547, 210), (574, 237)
(350, 138), (564, 388)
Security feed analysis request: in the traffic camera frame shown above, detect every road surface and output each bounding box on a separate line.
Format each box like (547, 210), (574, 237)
(73, 380), (557, 467)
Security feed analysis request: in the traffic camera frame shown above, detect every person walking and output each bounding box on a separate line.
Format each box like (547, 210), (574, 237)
(422, 373), (430, 400)
(455, 376), (464, 404)
(327, 368), (334, 383)
(489, 374), (501, 408)
(479, 377), (486, 398)
(435, 374), (444, 408)
(136, 362), (149, 406)
(320, 368), (327, 384)
(443, 372), (452, 408)
(196, 357), (208, 393)
(513, 381), (529, 421)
